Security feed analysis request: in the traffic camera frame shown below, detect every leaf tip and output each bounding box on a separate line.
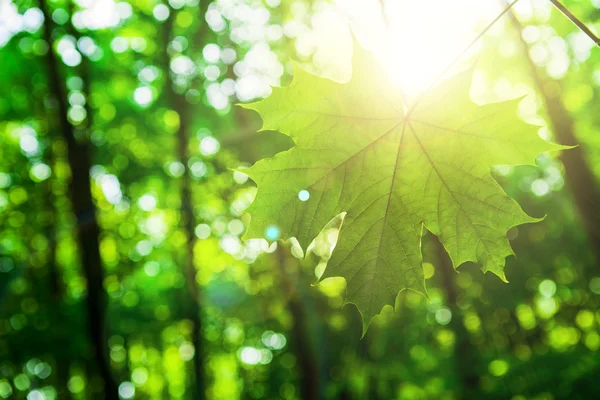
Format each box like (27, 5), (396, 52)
(483, 265), (510, 283)
(288, 59), (312, 86)
(237, 101), (258, 111)
(554, 143), (577, 151)
(340, 300), (374, 338)
(360, 324), (369, 339)
(359, 312), (375, 339)
(419, 287), (430, 302)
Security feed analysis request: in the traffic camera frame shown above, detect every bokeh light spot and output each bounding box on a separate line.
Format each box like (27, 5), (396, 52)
(489, 360), (509, 377)
(298, 190), (310, 201)
(265, 225), (280, 242)
(118, 382), (135, 399)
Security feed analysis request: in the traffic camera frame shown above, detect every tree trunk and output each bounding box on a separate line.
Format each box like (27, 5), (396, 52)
(276, 247), (321, 400)
(435, 238), (480, 397)
(161, 12), (206, 399)
(41, 156), (73, 400)
(507, 8), (600, 266)
(39, 2), (118, 399)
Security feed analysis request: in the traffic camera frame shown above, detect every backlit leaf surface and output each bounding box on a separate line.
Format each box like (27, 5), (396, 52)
(240, 42), (566, 333)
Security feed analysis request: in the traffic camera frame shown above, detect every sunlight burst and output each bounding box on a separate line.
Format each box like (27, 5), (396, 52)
(337, 0), (505, 99)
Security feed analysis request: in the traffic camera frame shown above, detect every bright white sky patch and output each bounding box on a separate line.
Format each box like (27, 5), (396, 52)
(239, 347), (261, 365)
(153, 4), (170, 21)
(199, 136), (220, 156)
(31, 163), (51, 181)
(203, 43), (221, 63)
(118, 382), (135, 399)
(0, 2), (44, 47)
(19, 127), (39, 156)
(98, 173), (123, 204)
(133, 86), (153, 106)
(170, 55), (196, 76)
(138, 194), (157, 211)
(72, 0), (132, 31)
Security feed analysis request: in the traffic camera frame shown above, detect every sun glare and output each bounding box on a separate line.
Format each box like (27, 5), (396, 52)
(333, 0), (506, 99)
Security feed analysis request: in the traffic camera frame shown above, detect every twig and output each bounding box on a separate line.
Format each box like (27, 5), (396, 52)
(549, 0), (600, 46)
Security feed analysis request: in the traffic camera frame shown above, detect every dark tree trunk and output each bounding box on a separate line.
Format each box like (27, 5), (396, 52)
(41, 158), (73, 400)
(435, 238), (480, 397)
(39, 1), (118, 399)
(161, 11), (206, 399)
(276, 247), (321, 400)
(544, 94), (600, 264)
(337, 387), (352, 400)
(507, 9), (600, 266)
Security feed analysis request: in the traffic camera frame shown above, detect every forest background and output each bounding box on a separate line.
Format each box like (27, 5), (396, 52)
(2, 0), (600, 399)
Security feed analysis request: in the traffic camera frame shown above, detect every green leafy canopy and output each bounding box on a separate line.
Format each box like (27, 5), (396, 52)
(239, 41), (568, 334)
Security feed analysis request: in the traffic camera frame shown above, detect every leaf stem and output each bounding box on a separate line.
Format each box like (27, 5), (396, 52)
(549, 0), (600, 46)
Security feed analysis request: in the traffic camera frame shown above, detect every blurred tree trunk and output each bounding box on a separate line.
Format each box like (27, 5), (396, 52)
(507, 8), (600, 266)
(234, 42), (321, 397)
(276, 247), (321, 400)
(337, 387), (352, 400)
(39, 1), (118, 399)
(161, 9), (206, 399)
(435, 238), (480, 397)
(41, 150), (72, 400)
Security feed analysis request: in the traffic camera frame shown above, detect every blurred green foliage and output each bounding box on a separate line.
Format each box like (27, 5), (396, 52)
(1, 0), (600, 399)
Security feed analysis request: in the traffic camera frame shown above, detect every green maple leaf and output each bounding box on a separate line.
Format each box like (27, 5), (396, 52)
(239, 42), (567, 334)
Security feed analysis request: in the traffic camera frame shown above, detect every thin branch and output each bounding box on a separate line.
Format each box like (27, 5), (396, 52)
(406, 0), (521, 115)
(549, 0), (600, 46)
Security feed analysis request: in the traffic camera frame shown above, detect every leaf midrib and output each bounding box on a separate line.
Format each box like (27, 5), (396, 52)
(270, 118), (405, 244)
